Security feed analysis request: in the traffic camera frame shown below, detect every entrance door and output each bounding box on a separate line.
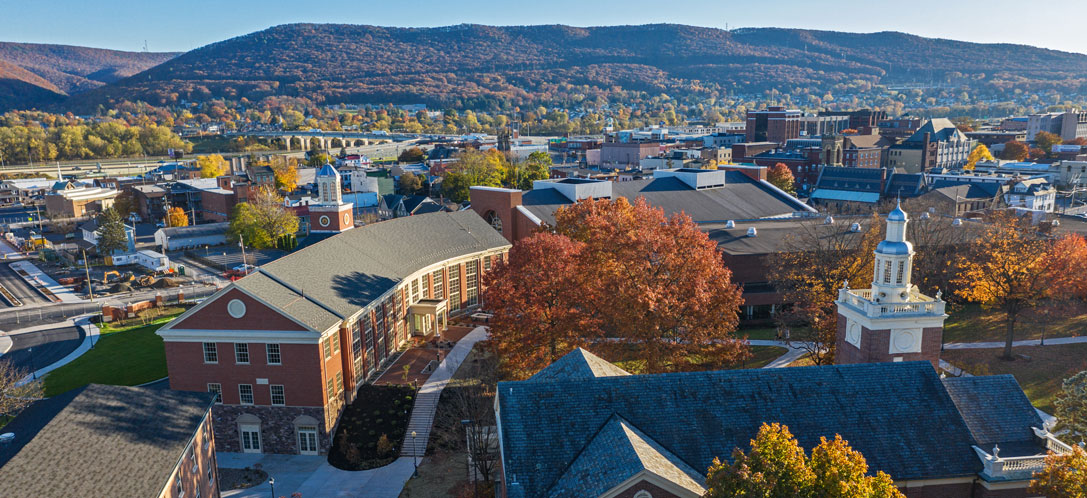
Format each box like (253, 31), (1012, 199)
(240, 425), (262, 453)
(297, 426), (319, 455)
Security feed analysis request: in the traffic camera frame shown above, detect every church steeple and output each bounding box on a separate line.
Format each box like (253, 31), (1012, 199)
(872, 201), (914, 303)
(316, 163), (342, 205)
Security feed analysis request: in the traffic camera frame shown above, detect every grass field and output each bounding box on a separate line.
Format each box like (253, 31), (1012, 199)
(943, 343), (1087, 413)
(42, 320), (172, 397)
(942, 303), (1087, 344)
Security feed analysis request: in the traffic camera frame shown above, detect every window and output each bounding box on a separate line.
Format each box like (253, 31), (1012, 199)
(191, 449), (197, 473)
(234, 343), (249, 364)
(466, 260), (479, 307)
(176, 478), (183, 497)
(335, 372), (343, 393)
(449, 264), (461, 311)
(322, 337), (332, 360)
(326, 378), (335, 400)
(411, 279), (419, 303)
(207, 383), (222, 404)
(208, 467), (214, 485)
(896, 261), (905, 285)
(239, 384), (254, 405)
(363, 313), (374, 352)
(266, 344), (281, 365)
(882, 260), (892, 284)
(483, 255), (492, 271)
(331, 332), (340, 354)
(432, 269), (444, 299)
(270, 385), (285, 406)
(351, 319), (362, 356)
(421, 276), (430, 299)
(203, 343), (217, 363)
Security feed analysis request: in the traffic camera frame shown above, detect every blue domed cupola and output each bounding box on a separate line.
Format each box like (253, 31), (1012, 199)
(872, 201), (914, 303)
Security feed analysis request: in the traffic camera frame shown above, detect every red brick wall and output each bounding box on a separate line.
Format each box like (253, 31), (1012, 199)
(200, 190), (235, 222)
(165, 341), (325, 407)
(835, 313), (943, 368)
(160, 411), (219, 498)
(469, 188), (522, 243)
(172, 289), (307, 331)
(898, 481), (974, 498)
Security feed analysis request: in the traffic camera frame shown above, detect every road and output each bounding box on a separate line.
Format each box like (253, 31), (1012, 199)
(0, 263), (50, 306)
(1, 325), (84, 373)
(0, 283), (220, 330)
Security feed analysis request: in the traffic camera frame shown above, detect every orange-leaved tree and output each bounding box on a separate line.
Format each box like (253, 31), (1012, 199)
(705, 423), (904, 498)
(954, 214), (1066, 359)
(553, 197), (747, 373)
(1028, 445), (1087, 498)
(767, 163), (797, 194)
(1001, 141), (1029, 161)
(166, 206), (188, 227)
(483, 232), (599, 379)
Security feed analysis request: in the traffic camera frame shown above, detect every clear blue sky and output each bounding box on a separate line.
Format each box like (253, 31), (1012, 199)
(3, 0), (1086, 54)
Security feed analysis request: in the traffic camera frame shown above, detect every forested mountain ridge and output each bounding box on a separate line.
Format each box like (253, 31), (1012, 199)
(22, 24), (1087, 111)
(0, 42), (176, 109)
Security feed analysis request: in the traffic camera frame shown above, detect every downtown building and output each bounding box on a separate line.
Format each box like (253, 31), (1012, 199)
(157, 210), (510, 455)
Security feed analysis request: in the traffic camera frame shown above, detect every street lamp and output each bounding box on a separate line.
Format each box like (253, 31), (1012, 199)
(268, 476), (275, 498)
(411, 430), (418, 477)
(28, 346), (34, 379)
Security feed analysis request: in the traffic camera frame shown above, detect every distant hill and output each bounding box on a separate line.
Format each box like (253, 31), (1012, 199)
(0, 42), (176, 109)
(27, 24), (1087, 111)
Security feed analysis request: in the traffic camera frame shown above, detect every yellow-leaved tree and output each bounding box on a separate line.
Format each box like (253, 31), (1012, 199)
(197, 154), (228, 178)
(166, 206), (188, 227)
(964, 144), (994, 170)
(1028, 445), (1087, 498)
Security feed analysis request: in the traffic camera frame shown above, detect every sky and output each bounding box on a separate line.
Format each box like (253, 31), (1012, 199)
(2, 0), (1086, 54)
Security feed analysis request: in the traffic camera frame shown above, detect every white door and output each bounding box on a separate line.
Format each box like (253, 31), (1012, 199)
(240, 424), (262, 453)
(298, 426), (319, 455)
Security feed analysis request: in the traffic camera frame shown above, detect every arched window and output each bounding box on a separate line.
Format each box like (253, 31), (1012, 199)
(486, 211), (503, 233)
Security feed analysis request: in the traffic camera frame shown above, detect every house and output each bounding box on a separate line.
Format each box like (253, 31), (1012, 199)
(915, 181), (1006, 216)
(495, 349), (1064, 498)
(78, 219), (136, 255)
(0, 177), (55, 204)
(887, 119), (977, 172)
(379, 194), (448, 220)
(0, 384), (218, 498)
(155, 222), (231, 251)
(470, 168), (815, 244)
(44, 186), (120, 217)
(809, 166), (887, 210)
(1004, 177), (1056, 213)
(156, 211), (510, 455)
(247, 164), (275, 187)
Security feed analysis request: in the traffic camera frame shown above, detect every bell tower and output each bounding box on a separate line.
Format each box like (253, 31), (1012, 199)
(309, 164), (354, 233)
(834, 202), (947, 368)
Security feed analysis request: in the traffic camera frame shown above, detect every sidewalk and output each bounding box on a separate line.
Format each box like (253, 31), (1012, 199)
(9, 260), (84, 303)
(217, 453), (416, 498)
(13, 315), (99, 385)
(401, 326), (488, 458)
(749, 339), (813, 368)
(944, 335), (1087, 349)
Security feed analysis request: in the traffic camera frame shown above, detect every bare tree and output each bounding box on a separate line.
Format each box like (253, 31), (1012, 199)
(0, 359), (43, 422)
(431, 355), (500, 487)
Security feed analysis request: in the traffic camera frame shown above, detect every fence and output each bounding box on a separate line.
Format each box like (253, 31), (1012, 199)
(0, 284), (220, 330)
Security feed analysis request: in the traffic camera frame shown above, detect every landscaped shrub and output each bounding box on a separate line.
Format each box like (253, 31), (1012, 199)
(327, 384), (415, 470)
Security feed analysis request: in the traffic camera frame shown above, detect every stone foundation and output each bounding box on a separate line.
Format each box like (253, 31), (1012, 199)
(212, 404), (330, 455)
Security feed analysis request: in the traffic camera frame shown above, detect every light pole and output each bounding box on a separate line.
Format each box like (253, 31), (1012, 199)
(28, 346), (34, 379)
(411, 430), (418, 477)
(268, 476), (275, 498)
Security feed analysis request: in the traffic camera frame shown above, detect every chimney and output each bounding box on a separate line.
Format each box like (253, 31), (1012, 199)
(922, 132), (932, 169)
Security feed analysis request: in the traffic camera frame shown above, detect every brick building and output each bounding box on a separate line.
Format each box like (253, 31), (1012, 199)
(157, 211), (510, 455)
(745, 106), (801, 144)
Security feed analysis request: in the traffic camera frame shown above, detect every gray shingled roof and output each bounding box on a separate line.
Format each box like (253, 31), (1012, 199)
(232, 211), (509, 330)
(520, 172), (811, 226)
(546, 415), (705, 497)
(942, 376), (1044, 449)
(528, 348), (630, 383)
(0, 384), (214, 498)
(498, 361), (982, 498)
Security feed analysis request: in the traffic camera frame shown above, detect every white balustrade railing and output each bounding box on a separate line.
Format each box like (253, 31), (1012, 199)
(837, 289), (946, 318)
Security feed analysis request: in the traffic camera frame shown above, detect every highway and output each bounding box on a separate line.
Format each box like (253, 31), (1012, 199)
(1, 325), (84, 373)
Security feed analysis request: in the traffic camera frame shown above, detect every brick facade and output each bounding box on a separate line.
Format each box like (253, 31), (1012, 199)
(834, 314), (943, 368)
(160, 411), (220, 498)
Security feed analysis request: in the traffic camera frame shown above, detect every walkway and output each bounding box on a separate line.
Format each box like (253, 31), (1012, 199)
(944, 335), (1087, 349)
(9, 260), (83, 303)
(749, 339), (813, 368)
(10, 315), (99, 385)
(401, 326), (488, 458)
(217, 453), (415, 498)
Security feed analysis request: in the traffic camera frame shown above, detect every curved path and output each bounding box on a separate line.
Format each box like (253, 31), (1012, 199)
(1, 325), (84, 374)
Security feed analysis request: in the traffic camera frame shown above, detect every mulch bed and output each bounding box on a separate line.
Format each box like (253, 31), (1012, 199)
(327, 384), (416, 470)
(218, 467), (268, 490)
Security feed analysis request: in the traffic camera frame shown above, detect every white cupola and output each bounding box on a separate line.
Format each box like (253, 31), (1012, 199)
(871, 201), (914, 303)
(316, 163), (342, 205)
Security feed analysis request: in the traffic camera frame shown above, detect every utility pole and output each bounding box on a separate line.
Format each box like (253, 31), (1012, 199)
(82, 248), (94, 300)
(239, 234), (249, 275)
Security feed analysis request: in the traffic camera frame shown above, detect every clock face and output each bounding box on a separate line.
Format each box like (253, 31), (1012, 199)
(343, 212), (351, 225)
(319, 215), (331, 227)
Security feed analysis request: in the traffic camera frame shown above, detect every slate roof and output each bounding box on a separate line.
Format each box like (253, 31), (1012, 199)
(0, 384), (214, 498)
(519, 172), (812, 226)
(498, 360), (982, 498)
(546, 416), (705, 497)
(815, 166), (886, 194)
(528, 348), (630, 382)
(905, 118), (968, 143)
(225, 211), (509, 331)
(930, 180), (1005, 200)
(156, 221), (230, 239)
(942, 376), (1044, 449)
(885, 171), (927, 198)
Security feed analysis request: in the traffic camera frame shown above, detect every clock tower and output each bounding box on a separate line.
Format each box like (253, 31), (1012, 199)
(309, 164), (354, 233)
(834, 202), (947, 368)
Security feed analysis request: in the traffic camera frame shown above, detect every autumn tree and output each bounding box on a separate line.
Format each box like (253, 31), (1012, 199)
(306, 152), (331, 167)
(1028, 445), (1087, 498)
(954, 213), (1054, 359)
(1035, 131), (1063, 157)
(441, 149), (503, 203)
(964, 143), (994, 170)
(397, 146), (425, 163)
(705, 423), (904, 498)
(166, 206), (189, 227)
(95, 208), (128, 255)
(270, 157), (299, 192)
(552, 197), (746, 373)
(1001, 141), (1030, 161)
(228, 187), (299, 249)
(1055, 370), (1087, 445)
(399, 172), (422, 195)
(765, 215), (884, 365)
(197, 153), (228, 178)
(767, 163), (797, 194)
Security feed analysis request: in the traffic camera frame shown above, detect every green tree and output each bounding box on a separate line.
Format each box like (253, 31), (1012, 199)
(95, 208), (128, 255)
(1055, 370), (1087, 445)
(1036, 131), (1063, 157)
(397, 146), (426, 163)
(306, 152), (331, 167)
(227, 187), (299, 249)
(399, 172), (422, 195)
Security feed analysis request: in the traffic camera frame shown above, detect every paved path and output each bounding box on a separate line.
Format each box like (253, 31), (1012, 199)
(401, 326), (488, 458)
(749, 340), (814, 368)
(217, 453), (415, 498)
(944, 335), (1087, 349)
(10, 260), (84, 303)
(10, 315), (99, 385)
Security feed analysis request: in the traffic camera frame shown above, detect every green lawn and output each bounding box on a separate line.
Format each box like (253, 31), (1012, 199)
(609, 344), (786, 373)
(943, 343), (1087, 414)
(942, 303), (1087, 344)
(43, 321), (170, 397)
